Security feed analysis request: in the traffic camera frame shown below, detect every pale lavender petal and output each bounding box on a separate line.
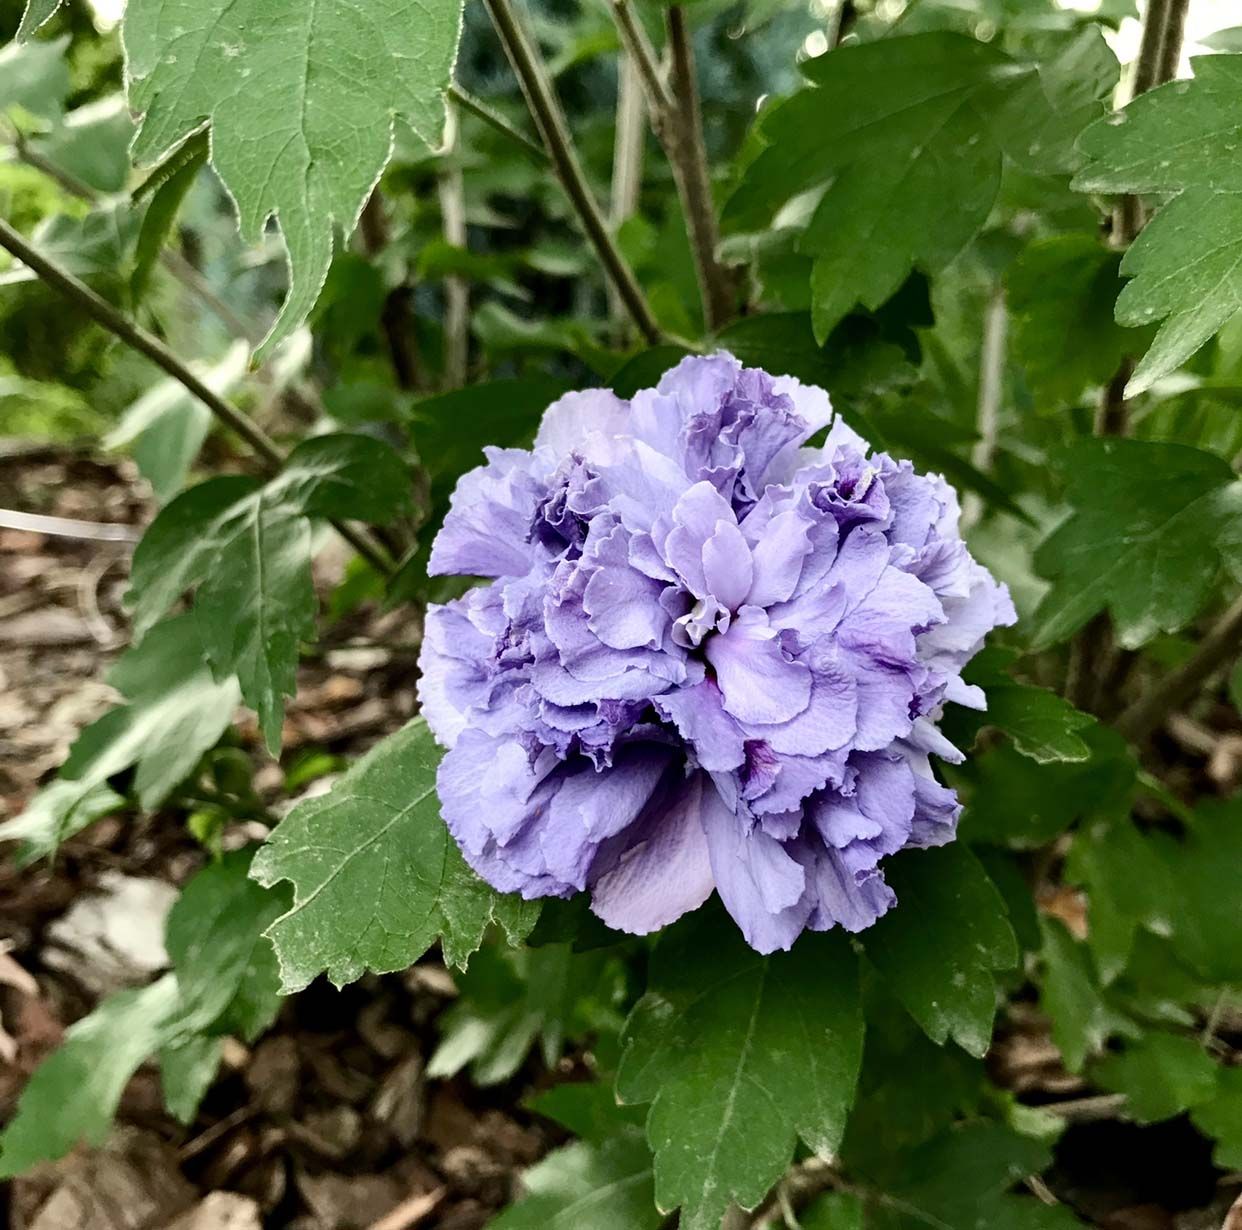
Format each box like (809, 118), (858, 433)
(705, 606), (812, 725)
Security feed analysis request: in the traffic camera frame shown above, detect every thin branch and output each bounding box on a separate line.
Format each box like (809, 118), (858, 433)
(611, 0), (673, 113)
(438, 100), (470, 389)
(447, 84), (547, 163)
(482, 0), (664, 345)
(1067, 0), (1190, 710)
(961, 286), (1007, 531)
(608, 51), (647, 338)
(0, 217), (395, 576)
(611, 0), (735, 331)
(1116, 591), (1242, 744)
(665, 6), (735, 331)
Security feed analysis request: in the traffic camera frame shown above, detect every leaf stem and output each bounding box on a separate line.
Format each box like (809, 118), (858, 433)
(1116, 590), (1242, 743)
(482, 0), (664, 345)
(447, 84), (547, 164)
(0, 217), (394, 576)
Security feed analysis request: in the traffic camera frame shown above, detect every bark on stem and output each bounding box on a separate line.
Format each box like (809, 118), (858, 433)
(608, 52), (647, 338)
(483, 0), (663, 345)
(437, 101), (471, 389)
(611, 0), (736, 331)
(0, 217), (394, 576)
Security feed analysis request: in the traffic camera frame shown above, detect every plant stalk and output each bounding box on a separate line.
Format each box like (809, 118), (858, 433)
(0, 217), (394, 576)
(1067, 0), (1189, 710)
(611, 0), (736, 331)
(447, 84), (547, 164)
(438, 100), (471, 389)
(1116, 591), (1242, 744)
(482, 0), (664, 345)
(608, 51), (647, 337)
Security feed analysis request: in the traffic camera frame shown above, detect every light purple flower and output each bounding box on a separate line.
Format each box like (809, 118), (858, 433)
(418, 354), (1015, 953)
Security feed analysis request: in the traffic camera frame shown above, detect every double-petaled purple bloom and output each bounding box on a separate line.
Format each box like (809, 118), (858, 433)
(418, 355), (1015, 953)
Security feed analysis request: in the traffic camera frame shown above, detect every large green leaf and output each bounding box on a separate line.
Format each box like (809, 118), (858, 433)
(127, 434), (410, 750)
(861, 845), (1017, 1058)
(0, 615), (240, 862)
(1093, 1032), (1218, 1124)
(121, 0), (464, 360)
(164, 847), (290, 1042)
(616, 910), (862, 1230)
(0, 33), (69, 125)
(16, 0), (63, 39)
(1074, 55), (1242, 394)
(0, 977), (180, 1178)
(251, 719), (539, 993)
(489, 1133), (659, 1230)
(1033, 439), (1242, 649)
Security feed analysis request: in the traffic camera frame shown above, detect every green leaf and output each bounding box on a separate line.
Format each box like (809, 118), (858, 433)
(0, 34), (69, 125)
(0, 976), (180, 1178)
(854, 1123), (1081, 1230)
(0, 615), (240, 862)
(0, 205), (143, 288)
(106, 343), (249, 502)
(159, 1034), (223, 1125)
(1033, 439), (1242, 649)
(250, 719), (538, 993)
(490, 1133), (659, 1230)
(991, 27), (1117, 175)
(724, 34), (1011, 342)
(1191, 1065), (1242, 1172)
(958, 725), (1134, 850)
(34, 95), (136, 195)
(1006, 235), (1140, 406)
(122, 0), (464, 361)
(164, 847), (289, 1042)
(616, 910), (862, 1230)
(131, 133), (208, 304)
(1074, 56), (1242, 395)
(861, 845), (1017, 1058)
(16, 0), (63, 39)
(1093, 1032), (1218, 1124)
(800, 1194), (864, 1230)
(127, 435), (410, 750)
(1039, 918), (1135, 1073)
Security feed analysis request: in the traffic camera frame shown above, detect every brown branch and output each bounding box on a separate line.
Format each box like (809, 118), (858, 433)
(437, 101), (470, 389)
(0, 217), (395, 576)
(483, 0), (664, 345)
(1116, 591), (1242, 744)
(611, 0), (736, 331)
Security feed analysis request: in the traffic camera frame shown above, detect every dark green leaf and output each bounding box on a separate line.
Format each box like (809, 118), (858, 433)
(1191, 1065), (1242, 1171)
(1093, 1032), (1218, 1124)
(617, 910), (862, 1230)
(131, 132), (208, 303)
(1033, 439), (1242, 649)
(862, 845), (1017, 1057)
(159, 1034), (223, 1124)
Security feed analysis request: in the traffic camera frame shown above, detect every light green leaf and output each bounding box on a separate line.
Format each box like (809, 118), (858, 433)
(800, 1193), (864, 1230)
(0, 34), (69, 125)
(127, 434), (411, 750)
(0, 615), (240, 862)
(0, 976), (180, 1178)
(862, 845), (1017, 1058)
(131, 132), (209, 304)
(33, 95), (136, 195)
(489, 1133), (659, 1230)
(1074, 56), (1242, 395)
(159, 1034), (223, 1125)
(165, 847), (289, 1042)
(0, 204), (142, 287)
(616, 910), (862, 1230)
(106, 342), (249, 502)
(1094, 1032), (1218, 1124)
(251, 719), (538, 993)
(122, 0), (464, 361)
(1033, 439), (1242, 649)
(1191, 1065), (1242, 1172)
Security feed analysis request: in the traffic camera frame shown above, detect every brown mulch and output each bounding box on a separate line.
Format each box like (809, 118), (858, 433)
(0, 446), (555, 1230)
